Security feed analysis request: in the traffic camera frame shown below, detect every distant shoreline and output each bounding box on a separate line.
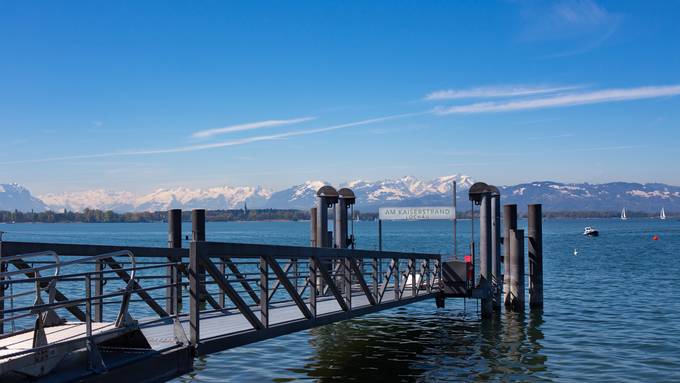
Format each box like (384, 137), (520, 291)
(0, 208), (671, 224)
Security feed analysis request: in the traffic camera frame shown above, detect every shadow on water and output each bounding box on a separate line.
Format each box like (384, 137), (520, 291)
(292, 306), (549, 382)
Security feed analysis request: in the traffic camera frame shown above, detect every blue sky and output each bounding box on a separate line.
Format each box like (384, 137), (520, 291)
(1, 0), (679, 194)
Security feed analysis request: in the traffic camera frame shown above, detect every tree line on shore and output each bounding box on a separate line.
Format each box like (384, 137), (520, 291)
(0, 208), (669, 223)
(0, 209), (309, 223)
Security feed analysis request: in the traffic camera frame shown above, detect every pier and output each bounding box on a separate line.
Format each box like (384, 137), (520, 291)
(0, 183), (543, 382)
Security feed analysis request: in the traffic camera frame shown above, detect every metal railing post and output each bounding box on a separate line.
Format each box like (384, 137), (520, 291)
(219, 259), (226, 307)
(260, 256), (269, 328)
(309, 257), (317, 317)
(344, 256), (351, 310)
(94, 260), (104, 322)
(410, 257), (416, 297)
(372, 257), (378, 301)
(189, 241), (203, 347)
(85, 273), (92, 337)
(394, 258), (399, 300)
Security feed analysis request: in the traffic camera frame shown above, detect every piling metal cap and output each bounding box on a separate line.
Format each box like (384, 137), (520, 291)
(316, 185), (339, 198)
(468, 182), (496, 204)
(337, 188), (356, 205)
(489, 185), (500, 197)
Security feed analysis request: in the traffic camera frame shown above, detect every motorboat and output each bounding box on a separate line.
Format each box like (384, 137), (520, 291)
(583, 226), (599, 236)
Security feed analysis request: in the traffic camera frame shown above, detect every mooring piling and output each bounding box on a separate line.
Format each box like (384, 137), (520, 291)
(509, 228), (525, 311)
(503, 204), (517, 307)
(479, 193), (493, 318)
(528, 204), (543, 309)
(192, 209), (206, 242)
(315, 186), (338, 248)
(491, 193), (502, 311)
(310, 207), (318, 247)
(167, 209), (182, 315)
(192, 209), (206, 305)
(335, 189), (355, 249)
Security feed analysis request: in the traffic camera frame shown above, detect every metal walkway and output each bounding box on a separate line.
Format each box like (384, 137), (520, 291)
(0, 240), (441, 382)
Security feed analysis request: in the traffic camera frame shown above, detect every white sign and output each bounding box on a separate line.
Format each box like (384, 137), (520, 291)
(378, 206), (455, 221)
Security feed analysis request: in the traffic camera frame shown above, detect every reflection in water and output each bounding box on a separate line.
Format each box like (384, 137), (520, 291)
(301, 306), (548, 382)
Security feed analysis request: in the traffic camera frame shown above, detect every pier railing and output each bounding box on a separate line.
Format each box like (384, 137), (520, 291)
(1, 241), (441, 352)
(187, 242), (441, 348)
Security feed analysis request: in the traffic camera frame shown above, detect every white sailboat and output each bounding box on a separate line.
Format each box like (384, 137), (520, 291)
(621, 208), (628, 220)
(660, 208), (666, 220)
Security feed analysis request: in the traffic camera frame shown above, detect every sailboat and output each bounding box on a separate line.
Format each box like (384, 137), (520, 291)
(660, 208), (666, 220)
(621, 208), (628, 220)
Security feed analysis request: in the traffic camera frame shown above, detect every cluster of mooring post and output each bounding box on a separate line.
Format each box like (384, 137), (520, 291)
(310, 186), (356, 293)
(310, 186), (356, 249)
(468, 182), (543, 318)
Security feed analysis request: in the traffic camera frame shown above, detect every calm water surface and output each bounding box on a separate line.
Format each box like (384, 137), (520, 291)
(2, 218), (679, 382)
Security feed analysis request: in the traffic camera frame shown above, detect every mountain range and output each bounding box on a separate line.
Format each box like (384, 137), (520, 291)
(1, 175), (679, 213)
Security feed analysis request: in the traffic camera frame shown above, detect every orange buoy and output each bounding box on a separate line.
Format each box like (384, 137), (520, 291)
(652, 235), (659, 241)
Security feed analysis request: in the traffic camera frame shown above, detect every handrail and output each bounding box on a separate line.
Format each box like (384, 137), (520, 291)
(0, 250), (136, 280)
(0, 251), (61, 277)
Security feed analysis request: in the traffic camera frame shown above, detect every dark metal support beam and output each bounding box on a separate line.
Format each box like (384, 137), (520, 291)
(101, 256), (169, 318)
(200, 252), (264, 330)
(266, 257), (313, 319)
(347, 256), (376, 305)
(312, 256), (348, 312)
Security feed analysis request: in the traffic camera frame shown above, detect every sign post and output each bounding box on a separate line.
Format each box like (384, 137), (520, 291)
(377, 206), (456, 255)
(378, 207), (455, 221)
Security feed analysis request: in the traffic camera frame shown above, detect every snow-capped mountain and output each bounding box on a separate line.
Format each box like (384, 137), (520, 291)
(40, 190), (136, 212)
(134, 186), (272, 211)
(0, 183), (48, 212)
(264, 175), (473, 209)
(500, 181), (680, 212)
(265, 180), (327, 209)
(3, 175), (680, 213)
(39, 185), (273, 212)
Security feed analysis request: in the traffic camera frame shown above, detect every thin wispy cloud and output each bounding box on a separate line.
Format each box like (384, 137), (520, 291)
(0, 112), (425, 166)
(565, 145), (647, 153)
(528, 133), (575, 141)
(518, 0), (622, 58)
(434, 85), (680, 115)
(424, 85), (583, 101)
(192, 116), (316, 138)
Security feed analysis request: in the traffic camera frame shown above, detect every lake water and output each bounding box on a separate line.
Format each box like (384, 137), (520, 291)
(1, 218), (679, 382)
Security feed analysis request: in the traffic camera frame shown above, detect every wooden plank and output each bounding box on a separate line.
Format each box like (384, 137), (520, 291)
(199, 252), (264, 330)
(266, 257), (313, 319)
